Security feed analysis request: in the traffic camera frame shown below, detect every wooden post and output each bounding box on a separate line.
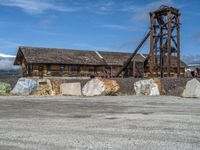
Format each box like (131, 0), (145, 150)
(160, 25), (164, 78)
(133, 61), (135, 77)
(177, 15), (181, 77)
(149, 13), (155, 77)
(167, 11), (172, 77)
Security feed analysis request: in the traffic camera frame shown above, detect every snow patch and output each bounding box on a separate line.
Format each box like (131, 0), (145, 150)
(0, 53), (15, 58)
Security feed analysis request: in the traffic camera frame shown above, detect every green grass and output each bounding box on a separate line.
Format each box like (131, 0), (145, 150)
(0, 93), (8, 96)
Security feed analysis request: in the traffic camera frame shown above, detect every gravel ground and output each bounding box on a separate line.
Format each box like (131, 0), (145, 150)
(0, 96), (200, 150)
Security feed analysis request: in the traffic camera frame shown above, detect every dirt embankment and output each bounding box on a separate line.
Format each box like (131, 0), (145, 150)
(0, 75), (21, 88)
(60, 77), (200, 96)
(115, 77), (200, 96)
(161, 78), (200, 96)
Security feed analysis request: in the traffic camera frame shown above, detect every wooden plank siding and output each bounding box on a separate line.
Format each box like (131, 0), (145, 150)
(24, 64), (113, 77)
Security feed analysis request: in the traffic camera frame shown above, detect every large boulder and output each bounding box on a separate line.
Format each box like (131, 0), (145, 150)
(0, 82), (11, 95)
(154, 78), (164, 95)
(50, 79), (63, 95)
(10, 78), (39, 95)
(35, 78), (64, 96)
(60, 82), (82, 96)
(82, 78), (120, 96)
(103, 78), (120, 95)
(134, 79), (160, 96)
(182, 78), (200, 98)
(34, 79), (54, 96)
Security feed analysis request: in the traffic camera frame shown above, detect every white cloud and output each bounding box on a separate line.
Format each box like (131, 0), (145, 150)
(99, 23), (143, 32)
(0, 53), (15, 58)
(122, 0), (174, 22)
(0, 0), (77, 14)
(0, 58), (20, 70)
(84, 0), (115, 14)
(101, 24), (133, 30)
(0, 0), (176, 17)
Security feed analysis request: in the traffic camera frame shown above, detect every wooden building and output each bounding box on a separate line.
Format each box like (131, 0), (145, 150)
(14, 46), (186, 78)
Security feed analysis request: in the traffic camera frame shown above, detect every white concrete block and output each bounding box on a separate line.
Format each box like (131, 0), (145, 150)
(60, 82), (82, 96)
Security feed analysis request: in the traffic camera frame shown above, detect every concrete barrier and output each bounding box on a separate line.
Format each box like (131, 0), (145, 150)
(60, 82), (82, 96)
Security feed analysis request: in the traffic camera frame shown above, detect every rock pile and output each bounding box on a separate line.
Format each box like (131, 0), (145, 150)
(34, 79), (54, 96)
(102, 78), (120, 96)
(134, 79), (160, 96)
(10, 78), (39, 95)
(35, 78), (65, 96)
(182, 78), (200, 98)
(82, 78), (120, 96)
(7, 76), (200, 98)
(50, 79), (64, 95)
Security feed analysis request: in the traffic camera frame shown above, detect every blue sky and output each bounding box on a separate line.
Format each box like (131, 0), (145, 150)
(0, 0), (199, 62)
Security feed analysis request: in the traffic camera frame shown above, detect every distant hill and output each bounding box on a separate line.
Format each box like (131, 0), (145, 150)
(189, 61), (200, 65)
(0, 69), (21, 76)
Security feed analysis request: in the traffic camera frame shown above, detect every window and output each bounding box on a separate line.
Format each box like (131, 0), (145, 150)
(69, 65), (80, 76)
(47, 64), (51, 75)
(47, 64), (51, 71)
(60, 64), (65, 72)
(28, 64), (32, 75)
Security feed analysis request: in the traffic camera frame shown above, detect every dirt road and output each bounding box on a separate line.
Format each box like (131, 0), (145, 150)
(0, 96), (200, 150)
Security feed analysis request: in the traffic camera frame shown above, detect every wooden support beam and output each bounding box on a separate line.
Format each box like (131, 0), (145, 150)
(177, 15), (181, 77)
(160, 25), (164, 78)
(115, 31), (150, 77)
(149, 13), (155, 77)
(167, 11), (172, 77)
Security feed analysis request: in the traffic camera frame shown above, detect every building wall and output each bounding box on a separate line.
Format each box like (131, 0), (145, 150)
(23, 63), (185, 78)
(24, 64), (110, 77)
(144, 67), (185, 77)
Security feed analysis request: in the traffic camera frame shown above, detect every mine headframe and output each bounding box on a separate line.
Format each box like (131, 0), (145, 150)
(115, 5), (181, 78)
(149, 5), (181, 77)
